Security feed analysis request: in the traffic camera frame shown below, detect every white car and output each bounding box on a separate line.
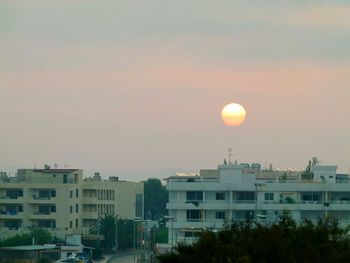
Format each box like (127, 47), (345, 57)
(68, 252), (91, 263)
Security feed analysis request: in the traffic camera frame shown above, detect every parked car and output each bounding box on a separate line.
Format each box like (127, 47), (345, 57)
(68, 252), (91, 263)
(55, 259), (80, 263)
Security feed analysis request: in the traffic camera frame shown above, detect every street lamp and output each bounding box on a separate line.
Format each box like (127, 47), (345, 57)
(164, 216), (174, 252)
(115, 215), (118, 255)
(133, 217), (142, 250)
(254, 183), (265, 223)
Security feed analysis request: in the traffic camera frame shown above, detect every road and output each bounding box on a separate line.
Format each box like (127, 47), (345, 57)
(107, 251), (147, 263)
(108, 254), (136, 263)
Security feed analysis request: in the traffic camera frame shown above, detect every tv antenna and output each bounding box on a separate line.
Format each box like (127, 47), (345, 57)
(228, 148), (235, 165)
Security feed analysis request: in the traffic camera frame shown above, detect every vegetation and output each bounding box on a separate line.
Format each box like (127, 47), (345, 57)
(144, 178), (168, 220)
(301, 158), (319, 180)
(0, 228), (53, 247)
(89, 215), (134, 250)
(159, 212), (350, 263)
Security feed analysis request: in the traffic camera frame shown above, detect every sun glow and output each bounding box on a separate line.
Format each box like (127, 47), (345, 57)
(221, 103), (246, 126)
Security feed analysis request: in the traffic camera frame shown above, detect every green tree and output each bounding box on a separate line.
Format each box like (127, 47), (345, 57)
(0, 229), (52, 247)
(144, 178), (168, 220)
(159, 214), (350, 263)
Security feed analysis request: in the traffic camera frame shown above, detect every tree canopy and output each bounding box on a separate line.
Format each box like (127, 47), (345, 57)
(159, 213), (350, 263)
(0, 228), (53, 247)
(144, 178), (168, 220)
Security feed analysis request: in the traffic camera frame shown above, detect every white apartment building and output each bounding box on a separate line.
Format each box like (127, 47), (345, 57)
(0, 168), (143, 240)
(166, 163), (350, 244)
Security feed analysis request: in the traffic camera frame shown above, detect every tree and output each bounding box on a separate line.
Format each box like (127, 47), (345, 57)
(158, 214), (350, 263)
(0, 228), (53, 247)
(89, 215), (134, 250)
(144, 178), (168, 220)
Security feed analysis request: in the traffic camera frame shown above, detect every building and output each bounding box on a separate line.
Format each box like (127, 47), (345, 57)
(165, 163), (350, 244)
(0, 168), (143, 240)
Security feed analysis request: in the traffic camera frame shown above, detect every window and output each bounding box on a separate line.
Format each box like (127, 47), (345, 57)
(51, 206), (56, 213)
(216, 192), (225, 201)
(76, 189), (79, 198)
(70, 206), (73, 213)
(70, 191), (73, 198)
(265, 193), (274, 201)
(18, 205), (23, 212)
(76, 204), (79, 213)
(186, 191), (203, 202)
(70, 221), (72, 229)
(216, 211), (226, 220)
(75, 219), (78, 228)
(237, 192), (255, 201)
(51, 190), (56, 198)
(63, 174), (68, 184)
(186, 210), (202, 222)
(301, 192), (322, 202)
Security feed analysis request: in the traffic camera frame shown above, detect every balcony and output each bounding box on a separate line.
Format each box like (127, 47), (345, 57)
(167, 220), (225, 229)
(0, 196), (24, 204)
(82, 197), (98, 204)
(82, 212), (99, 220)
(0, 211), (23, 219)
(30, 196), (55, 204)
(30, 212), (56, 220)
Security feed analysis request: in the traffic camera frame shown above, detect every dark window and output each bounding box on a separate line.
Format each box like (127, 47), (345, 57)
(215, 211), (226, 220)
(5, 220), (21, 229)
(186, 191), (203, 201)
(301, 192), (322, 202)
(18, 205), (23, 212)
(76, 204), (79, 213)
(51, 206), (56, 213)
(237, 191), (255, 201)
(70, 191), (73, 198)
(216, 192), (225, 200)
(75, 219), (78, 228)
(63, 174), (68, 184)
(70, 221), (72, 228)
(51, 190), (56, 197)
(135, 194), (143, 218)
(76, 189), (79, 198)
(186, 210), (201, 221)
(18, 190), (23, 197)
(265, 193), (274, 201)
(70, 206), (73, 213)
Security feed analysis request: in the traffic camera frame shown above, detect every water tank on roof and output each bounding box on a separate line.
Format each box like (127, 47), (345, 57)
(109, 176), (119, 182)
(251, 163), (261, 170)
(240, 163), (250, 168)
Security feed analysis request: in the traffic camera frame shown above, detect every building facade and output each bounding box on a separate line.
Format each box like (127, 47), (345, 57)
(166, 163), (350, 244)
(0, 169), (143, 240)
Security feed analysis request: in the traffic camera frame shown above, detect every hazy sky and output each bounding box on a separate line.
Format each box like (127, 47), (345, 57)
(1, 1), (350, 180)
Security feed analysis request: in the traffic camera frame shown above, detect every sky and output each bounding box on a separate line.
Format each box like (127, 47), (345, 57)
(1, 1), (350, 180)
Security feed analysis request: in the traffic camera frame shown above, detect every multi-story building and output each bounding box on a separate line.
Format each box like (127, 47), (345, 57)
(166, 163), (350, 244)
(0, 168), (143, 240)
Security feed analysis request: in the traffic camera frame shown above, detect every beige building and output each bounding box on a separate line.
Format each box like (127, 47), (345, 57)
(0, 168), (143, 240)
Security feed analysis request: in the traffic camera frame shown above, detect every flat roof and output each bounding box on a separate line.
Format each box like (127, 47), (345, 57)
(0, 245), (57, 251)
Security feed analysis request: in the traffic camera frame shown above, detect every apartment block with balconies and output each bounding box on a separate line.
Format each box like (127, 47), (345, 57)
(0, 169), (144, 241)
(166, 163), (350, 245)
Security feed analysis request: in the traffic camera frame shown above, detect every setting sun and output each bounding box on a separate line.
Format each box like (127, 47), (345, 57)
(221, 103), (246, 126)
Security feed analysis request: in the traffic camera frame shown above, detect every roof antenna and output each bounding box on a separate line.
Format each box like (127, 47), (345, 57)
(228, 148), (235, 165)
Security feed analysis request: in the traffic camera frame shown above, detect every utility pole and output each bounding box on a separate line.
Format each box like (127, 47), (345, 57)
(254, 183), (265, 222)
(115, 215), (118, 255)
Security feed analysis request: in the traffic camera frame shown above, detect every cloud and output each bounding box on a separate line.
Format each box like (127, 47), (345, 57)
(250, 3), (350, 29)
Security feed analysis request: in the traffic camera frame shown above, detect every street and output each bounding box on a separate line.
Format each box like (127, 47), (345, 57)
(108, 254), (136, 263)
